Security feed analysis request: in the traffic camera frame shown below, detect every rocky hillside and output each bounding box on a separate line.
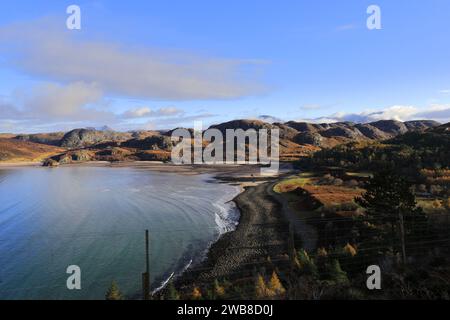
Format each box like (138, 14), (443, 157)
(1, 119), (442, 165)
(15, 132), (65, 146)
(207, 119), (439, 149)
(300, 121), (450, 174)
(59, 129), (134, 148)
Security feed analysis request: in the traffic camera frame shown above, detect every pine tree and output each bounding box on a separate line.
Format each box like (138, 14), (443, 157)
(356, 168), (426, 264)
(296, 249), (318, 277)
(214, 279), (225, 298)
(105, 281), (123, 300)
(327, 259), (348, 284)
(255, 274), (269, 299)
(267, 271), (286, 296)
(166, 280), (180, 300)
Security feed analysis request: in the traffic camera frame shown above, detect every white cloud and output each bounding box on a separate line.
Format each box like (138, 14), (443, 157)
(299, 104), (328, 111)
(0, 80), (216, 132)
(121, 106), (183, 119)
(22, 82), (106, 120)
(254, 115), (284, 123)
(0, 18), (268, 132)
(157, 107), (184, 116)
(128, 113), (217, 131)
(0, 18), (267, 101)
(415, 104), (450, 120)
(1, 81), (113, 123)
(296, 105), (450, 124)
(121, 107), (152, 118)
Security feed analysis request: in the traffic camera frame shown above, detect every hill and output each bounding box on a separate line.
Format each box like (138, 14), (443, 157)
(1, 119), (443, 165)
(15, 132), (66, 146)
(300, 122), (450, 175)
(0, 138), (64, 163)
(60, 129), (133, 148)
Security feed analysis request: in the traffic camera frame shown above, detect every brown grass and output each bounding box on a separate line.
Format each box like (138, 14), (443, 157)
(0, 138), (64, 162)
(279, 140), (319, 161)
(301, 185), (364, 206)
(0, 134), (17, 139)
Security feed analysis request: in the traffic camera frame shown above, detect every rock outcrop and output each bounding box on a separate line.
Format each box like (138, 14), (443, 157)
(60, 129), (132, 148)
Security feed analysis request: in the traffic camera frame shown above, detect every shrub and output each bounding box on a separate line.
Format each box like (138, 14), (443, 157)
(346, 179), (359, 188)
(445, 197), (450, 210)
(432, 200), (442, 208)
(317, 247), (328, 257)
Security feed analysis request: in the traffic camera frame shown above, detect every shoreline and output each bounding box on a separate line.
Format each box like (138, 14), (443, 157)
(172, 176), (290, 292)
(0, 161), (43, 167)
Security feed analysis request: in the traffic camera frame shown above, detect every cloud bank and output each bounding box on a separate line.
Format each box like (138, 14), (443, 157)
(0, 19), (266, 101)
(0, 18), (267, 132)
(297, 105), (450, 124)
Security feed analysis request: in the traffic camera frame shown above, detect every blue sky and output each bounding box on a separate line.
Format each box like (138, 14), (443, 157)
(1, 0), (450, 133)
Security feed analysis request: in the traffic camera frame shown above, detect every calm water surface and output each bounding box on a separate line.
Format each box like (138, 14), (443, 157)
(0, 166), (240, 299)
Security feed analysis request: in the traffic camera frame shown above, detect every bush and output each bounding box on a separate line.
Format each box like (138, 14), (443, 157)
(191, 287), (202, 300)
(346, 179), (359, 188)
(432, 200), (442, 208)
(214, 279), (225, 298)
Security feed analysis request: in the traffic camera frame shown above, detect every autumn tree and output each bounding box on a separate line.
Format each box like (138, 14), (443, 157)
(191, 287), (202, 300)
(343, 243), (357, 257)
(105, 281), (123, 300)
(213, 279), (225, 299)
(255, 274), (269, 299)
(267, 271), (286, 297)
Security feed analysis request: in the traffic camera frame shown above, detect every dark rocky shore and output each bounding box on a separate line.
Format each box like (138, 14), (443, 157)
(173, 179), (290, 291)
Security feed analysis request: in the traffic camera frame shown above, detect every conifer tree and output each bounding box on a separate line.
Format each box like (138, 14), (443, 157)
(327, 259), (348, 284)
(267, 271), (286, 296)
(166, 280), (180, 300)
(255, 274), (269, 299)
(214, 279), (225, 298)
(356, 168), (426, 264)
(296, 249), (318, 277)
(105, 281), (123, 300)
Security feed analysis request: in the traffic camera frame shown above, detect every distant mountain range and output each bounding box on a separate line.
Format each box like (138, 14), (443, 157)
(1, 119), (447, 164)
